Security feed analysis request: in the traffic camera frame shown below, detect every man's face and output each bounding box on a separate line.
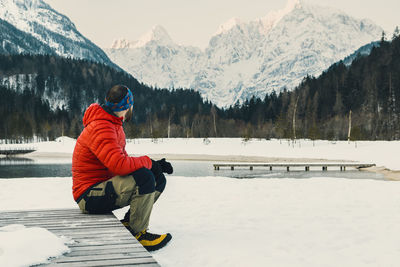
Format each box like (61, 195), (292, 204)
(124, 106), (133, 122)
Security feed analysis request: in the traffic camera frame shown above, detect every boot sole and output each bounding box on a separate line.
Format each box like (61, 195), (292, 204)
(145, 233), (172, 252)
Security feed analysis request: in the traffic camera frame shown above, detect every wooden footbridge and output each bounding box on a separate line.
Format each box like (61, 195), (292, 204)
(0, 209), (160, 266)
(214, 163), (376, 172)
(0, 147), (36, 156)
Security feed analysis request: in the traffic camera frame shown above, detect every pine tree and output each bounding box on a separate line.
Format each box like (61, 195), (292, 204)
(392, 26), (400, 40)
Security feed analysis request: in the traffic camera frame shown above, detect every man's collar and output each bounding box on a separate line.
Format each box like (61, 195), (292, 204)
(101, 103), (118, 117)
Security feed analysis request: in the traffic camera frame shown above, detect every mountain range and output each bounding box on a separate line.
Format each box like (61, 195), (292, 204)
(0, 0), (117, 68)
(0, 0), (383, 108)
(106, 0), (382, 107)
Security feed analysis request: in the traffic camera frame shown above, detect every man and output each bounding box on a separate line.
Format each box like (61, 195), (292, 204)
(72, 84), (173, 251)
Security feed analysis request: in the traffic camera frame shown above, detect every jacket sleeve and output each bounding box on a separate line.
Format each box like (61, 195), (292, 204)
(87, 121), (152, 176)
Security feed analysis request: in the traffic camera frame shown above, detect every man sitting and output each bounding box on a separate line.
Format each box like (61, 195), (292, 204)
(72, 84), (173, 251)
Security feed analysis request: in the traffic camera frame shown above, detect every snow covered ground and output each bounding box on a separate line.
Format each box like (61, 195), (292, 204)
(1, 176), (400, 267)
(1, 138), (400, 266)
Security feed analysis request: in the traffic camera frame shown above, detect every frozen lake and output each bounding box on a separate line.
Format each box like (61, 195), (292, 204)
(0, 157), (384, 180)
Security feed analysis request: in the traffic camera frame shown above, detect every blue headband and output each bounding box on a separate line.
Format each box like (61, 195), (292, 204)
(105, 89), (134, 112)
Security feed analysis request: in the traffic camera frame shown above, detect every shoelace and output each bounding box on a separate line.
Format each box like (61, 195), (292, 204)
(136, 230), (159, 240)
(135, 230), (146, 239)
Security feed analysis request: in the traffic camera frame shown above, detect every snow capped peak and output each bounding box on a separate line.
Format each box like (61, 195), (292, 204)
(134, 25), (173, 48)
(0, 0), (116, 66)
(215, 17), (243, 35)
(110, 39), (131, 49)
(259, 0), (302, 33)
(0, 0), (48, 9)
(110, 25), (174, 49)
(106, 0), (382, 107)
(0, 0), (83, 43)
(287, 0), (302, 9)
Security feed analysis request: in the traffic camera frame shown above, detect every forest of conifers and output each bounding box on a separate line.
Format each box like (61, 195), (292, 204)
(0, 35), (399, 141)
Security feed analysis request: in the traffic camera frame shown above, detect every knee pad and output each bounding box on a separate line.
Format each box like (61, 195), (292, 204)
(131, 168), (155, 195)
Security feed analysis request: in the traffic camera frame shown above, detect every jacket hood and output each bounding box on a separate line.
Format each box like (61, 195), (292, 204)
(82, 103), (123, 127)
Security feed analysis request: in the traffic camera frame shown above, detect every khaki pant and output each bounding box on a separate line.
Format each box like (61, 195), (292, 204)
(78, 172), (162, 233)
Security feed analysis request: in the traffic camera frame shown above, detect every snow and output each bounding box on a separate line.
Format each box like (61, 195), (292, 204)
(214, 17), (243, 36)
(0, 224), (71, 267)
(0, 0), (114, 66)
(0, 0), (83, 44)
(0, 177), (74, 211)
(129, 138), (398, 171)
(149, 176), (400, 267)
(260, 0), (300, 30)
(0, 74), (68, 111)
(111, 25), (174, 49)
(1, 176), (400, 267)
(1, 138), (400, 266)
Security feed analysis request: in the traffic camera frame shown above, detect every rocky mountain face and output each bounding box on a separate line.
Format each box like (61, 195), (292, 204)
(106, 0), (382, 107)
(0, 0), (117, 68)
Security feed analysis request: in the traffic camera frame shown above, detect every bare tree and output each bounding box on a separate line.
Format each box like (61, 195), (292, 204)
(167, 108), (175, 138)
(347, 110), (352, 143)
(211, 106), (217, 137)
(292, 95), (300, 141)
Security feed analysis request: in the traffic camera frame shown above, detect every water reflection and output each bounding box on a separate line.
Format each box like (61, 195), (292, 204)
(0, 157), (72, 178)
(0, 157), (34, 165)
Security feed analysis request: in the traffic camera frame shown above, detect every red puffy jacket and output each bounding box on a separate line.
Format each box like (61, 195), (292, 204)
(72, 103), (152, 201)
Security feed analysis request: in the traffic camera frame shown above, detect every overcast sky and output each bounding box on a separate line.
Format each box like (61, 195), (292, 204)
(44, 0), (399, 49)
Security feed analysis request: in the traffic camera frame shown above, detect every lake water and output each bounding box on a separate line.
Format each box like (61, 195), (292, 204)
(0, 157), (384, 180)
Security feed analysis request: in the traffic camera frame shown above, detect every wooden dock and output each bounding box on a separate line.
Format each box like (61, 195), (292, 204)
(0, 147), (36, 156)
(0, 209), (160, 266)
(214, 163), (376, 171)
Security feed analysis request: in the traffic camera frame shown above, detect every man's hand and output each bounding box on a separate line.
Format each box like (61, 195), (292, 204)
(158, 158), (173, 174)
(151, 159), (163, 178)
(151, 158), (173, 175)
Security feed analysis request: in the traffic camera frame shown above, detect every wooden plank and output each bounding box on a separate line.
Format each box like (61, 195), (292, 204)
(0, 214), (113, 221)
(0, 223), (127, 234)
(42, 224), (123, 231)
(0, 211), (109, 217)
(52, 253), (152, 263)
(63, 235), (132, 244)
(0, 217), (118, 225)
(0, 208), (100, 215)
(0, 215), (117, 222)
(46, 228), (132, 237)
(0, 217), (121, 225)
(66, 247), (145, 256)
(68, 243), (144, 251)
(0, 221), (121, 229)
(0, 216), (117, 224)
(46, 257), (157, 266)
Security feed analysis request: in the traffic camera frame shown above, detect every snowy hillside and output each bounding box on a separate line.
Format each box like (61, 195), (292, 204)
(341, 41), (380, 66)
(0, 0), (117, 68)
(0, 18), (53, 54)
(106, 0), (382, 107)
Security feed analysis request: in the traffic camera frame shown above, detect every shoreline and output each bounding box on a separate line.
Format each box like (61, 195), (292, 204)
(19, 152), (353, 163)
(360, 166), (400, 181)
(6, 152), (399, 181)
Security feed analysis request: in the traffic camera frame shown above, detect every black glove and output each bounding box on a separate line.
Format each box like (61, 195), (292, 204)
(158, 158), (173, 174)
(151, 159), (163, 178)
